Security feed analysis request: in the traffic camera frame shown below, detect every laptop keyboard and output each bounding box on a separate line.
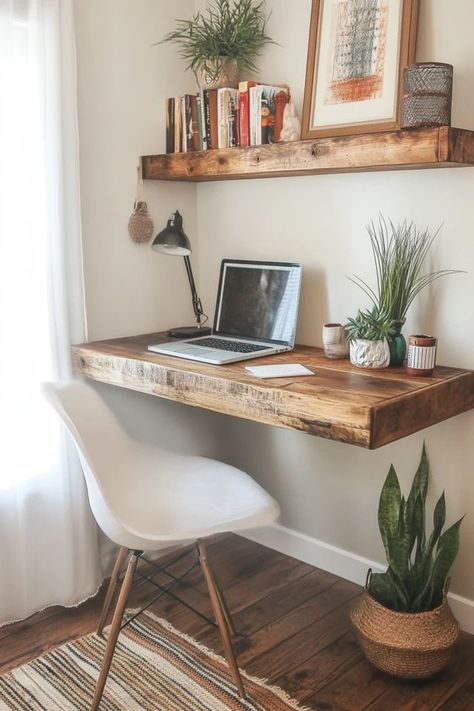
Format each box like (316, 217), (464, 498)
(194, 338), (269, 353)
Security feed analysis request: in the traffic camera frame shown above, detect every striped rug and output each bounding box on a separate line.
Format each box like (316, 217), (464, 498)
(0, 610), (309, 710)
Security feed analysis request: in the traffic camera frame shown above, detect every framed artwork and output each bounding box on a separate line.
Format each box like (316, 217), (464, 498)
(302, 0), (419, 139)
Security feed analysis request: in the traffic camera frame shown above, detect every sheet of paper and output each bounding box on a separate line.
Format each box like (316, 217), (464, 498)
(245, 363), (314, 379)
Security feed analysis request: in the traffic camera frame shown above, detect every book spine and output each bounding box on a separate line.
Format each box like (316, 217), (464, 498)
(166, 98), (174, 154)
(208, 89), (218, 150)
(238, 80), (258, 148)
(203, 89), (211, 149)
(190, 94), (199, 151)
(217, 88), (228, 148)
(249, 87), (262, 146)
(183, 94), (192, 152)
(227, 89), (238, 148)
(181, 97), (186, 152)
(174, 97), (181, 153)
(196, 94), (203, 151)
(239, 90), (249, 147)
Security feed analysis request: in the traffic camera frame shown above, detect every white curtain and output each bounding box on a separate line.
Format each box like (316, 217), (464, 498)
(0, 0), (105, 625)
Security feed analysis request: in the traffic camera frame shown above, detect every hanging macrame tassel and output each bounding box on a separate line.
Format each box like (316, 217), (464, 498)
(128, 164), (154, 243)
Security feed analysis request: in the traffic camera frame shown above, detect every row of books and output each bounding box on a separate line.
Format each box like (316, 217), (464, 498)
(165, 81), (290, 153)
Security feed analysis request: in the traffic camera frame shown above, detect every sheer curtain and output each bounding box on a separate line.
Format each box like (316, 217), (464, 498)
(0, 0), (104, 625)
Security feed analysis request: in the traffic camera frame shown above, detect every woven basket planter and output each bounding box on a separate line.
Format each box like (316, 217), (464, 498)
(351, 591), (459, 679)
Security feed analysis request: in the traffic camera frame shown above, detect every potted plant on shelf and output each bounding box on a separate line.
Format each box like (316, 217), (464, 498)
(346, 306), (397, 369)
(160, 0), (274, 89)
(351, 444), (462, 679)
(349, 217), (461, 366)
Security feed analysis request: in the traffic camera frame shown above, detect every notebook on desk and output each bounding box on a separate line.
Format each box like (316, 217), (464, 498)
(148, 259), (302, 365)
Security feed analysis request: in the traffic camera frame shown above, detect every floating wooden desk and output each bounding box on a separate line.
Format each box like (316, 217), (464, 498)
(72, 333), (474, 450)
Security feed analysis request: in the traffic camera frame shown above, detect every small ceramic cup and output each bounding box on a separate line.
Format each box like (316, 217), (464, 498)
(322, 323), (349, 359)
(406, 334), (438, 376)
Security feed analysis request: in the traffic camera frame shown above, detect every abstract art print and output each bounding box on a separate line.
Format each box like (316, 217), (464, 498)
(302, 0), (418, 138)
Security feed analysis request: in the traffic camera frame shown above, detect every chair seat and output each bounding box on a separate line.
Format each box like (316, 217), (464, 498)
(107, 446), (279, 550)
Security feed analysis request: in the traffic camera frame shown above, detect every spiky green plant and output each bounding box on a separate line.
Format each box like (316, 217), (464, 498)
(369, 445), (463, 613)
(349, 217), (462, 326)
(346, 306), (397, 342)
(159, 0), (274, 82)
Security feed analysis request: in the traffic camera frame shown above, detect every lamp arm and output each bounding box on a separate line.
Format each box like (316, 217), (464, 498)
(183, 255), (205, 326)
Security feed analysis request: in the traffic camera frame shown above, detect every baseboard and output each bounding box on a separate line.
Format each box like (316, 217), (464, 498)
(241, 523), (474, 634)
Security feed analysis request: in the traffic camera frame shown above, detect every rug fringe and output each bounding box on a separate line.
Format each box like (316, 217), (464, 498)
(122, 608), (313, 711)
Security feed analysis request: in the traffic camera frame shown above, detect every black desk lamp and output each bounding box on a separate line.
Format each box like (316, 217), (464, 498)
(151, 210), (212, 338)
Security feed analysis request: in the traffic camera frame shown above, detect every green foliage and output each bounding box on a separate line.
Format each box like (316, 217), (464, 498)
(159, 0), (274, 81)
(369, 444), (463, 612)
(346, 306), (397, 342)
(349, 216), (462, 325)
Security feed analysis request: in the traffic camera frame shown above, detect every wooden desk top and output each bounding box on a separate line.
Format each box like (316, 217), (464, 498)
(72, 333), (474, 449)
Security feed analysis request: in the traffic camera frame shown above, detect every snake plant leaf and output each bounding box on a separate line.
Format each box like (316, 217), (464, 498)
(429, 517), (464, 608)
(369, 569), (409, 611)
(405, 444), (429, 563)
(433, 491), (446, 540)
(378, 465), (401, 562)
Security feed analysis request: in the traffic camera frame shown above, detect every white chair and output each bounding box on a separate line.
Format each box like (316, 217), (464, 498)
(43, 381), (279, 709)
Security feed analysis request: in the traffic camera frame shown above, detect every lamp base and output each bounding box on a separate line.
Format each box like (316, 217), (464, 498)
(167, 325), (212, 339)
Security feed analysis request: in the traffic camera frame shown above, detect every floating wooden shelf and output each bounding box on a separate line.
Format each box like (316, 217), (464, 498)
(72, 333), (474, 449)
(141, 126), (474, 182)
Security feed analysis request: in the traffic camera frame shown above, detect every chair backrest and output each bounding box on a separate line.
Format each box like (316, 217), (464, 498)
(42, 381), (132, 520)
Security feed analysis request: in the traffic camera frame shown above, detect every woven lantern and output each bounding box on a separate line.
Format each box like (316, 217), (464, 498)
(128, 165), (154, 243)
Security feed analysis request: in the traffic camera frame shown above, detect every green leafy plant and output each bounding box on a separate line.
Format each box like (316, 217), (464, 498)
(346, 306), (398, 342)
(369, 444), (463, 613)
(160, 0), (274, 82)
(349, 216), (462, 326)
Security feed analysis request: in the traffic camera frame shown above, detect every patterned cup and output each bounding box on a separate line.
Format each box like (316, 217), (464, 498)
(322, 323), (349, 359)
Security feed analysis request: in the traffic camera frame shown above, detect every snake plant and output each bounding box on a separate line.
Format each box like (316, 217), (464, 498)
(369, 444), (463, 613)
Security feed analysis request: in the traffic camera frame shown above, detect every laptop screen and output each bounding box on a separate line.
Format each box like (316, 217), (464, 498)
(214, 260), (302, 345)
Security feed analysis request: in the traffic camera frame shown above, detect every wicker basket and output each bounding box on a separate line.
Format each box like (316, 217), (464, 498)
(351, 591), (459, 679)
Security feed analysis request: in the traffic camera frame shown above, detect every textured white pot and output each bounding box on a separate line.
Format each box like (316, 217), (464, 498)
(350, 338), (390, 369)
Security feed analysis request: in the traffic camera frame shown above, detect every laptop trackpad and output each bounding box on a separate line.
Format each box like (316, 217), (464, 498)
(179, 346), (217, 356)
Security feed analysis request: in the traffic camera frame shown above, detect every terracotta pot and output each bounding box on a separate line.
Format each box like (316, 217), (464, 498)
(196, 57), (239, 89)
(351, 591), (459, 679)
(349, 338), (390, 369)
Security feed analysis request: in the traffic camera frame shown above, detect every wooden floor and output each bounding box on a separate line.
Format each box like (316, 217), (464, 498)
(1, 534), (474, 710)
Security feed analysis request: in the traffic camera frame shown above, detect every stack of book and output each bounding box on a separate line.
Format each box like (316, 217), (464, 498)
(165, 82), (290, 153)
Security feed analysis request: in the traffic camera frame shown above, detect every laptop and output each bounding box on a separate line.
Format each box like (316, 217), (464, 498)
(148, 259), (302, 365)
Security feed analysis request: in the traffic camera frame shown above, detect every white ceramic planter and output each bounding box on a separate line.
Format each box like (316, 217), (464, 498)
(350, 338), (390, 369)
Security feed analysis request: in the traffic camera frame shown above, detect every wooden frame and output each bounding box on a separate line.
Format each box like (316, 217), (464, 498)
(302, 0), (419, 139)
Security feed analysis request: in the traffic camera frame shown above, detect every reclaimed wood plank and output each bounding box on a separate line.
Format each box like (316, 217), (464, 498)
(72, 333), (474, 449)
(141, 127), (474, 182)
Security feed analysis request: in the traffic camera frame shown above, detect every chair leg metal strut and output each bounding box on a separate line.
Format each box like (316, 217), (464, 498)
(92, 543), (245, 708)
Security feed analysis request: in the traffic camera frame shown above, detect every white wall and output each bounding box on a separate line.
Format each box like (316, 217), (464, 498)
(74, 0), (474, 614)
(74, 0), (224, 458)
(194, 0), (474, 604)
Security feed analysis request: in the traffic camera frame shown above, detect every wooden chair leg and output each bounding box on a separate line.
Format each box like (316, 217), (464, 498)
(91, 551), (141, 711)
(213, 575), (236, 636)
(97, 546), (129, 636)
(198, 542), (246, 700)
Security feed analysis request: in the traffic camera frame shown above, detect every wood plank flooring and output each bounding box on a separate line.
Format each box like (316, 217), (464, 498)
(1, 534), (474, 710)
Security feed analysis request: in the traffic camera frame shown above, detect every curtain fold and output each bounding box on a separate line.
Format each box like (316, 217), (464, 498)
(0, 0), (104, 625)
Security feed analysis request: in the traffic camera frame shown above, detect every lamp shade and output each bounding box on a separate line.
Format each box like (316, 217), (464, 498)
(151, 210), (191, 256)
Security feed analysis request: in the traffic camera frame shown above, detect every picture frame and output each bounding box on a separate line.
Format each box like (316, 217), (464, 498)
(302, 0), (419, 139)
